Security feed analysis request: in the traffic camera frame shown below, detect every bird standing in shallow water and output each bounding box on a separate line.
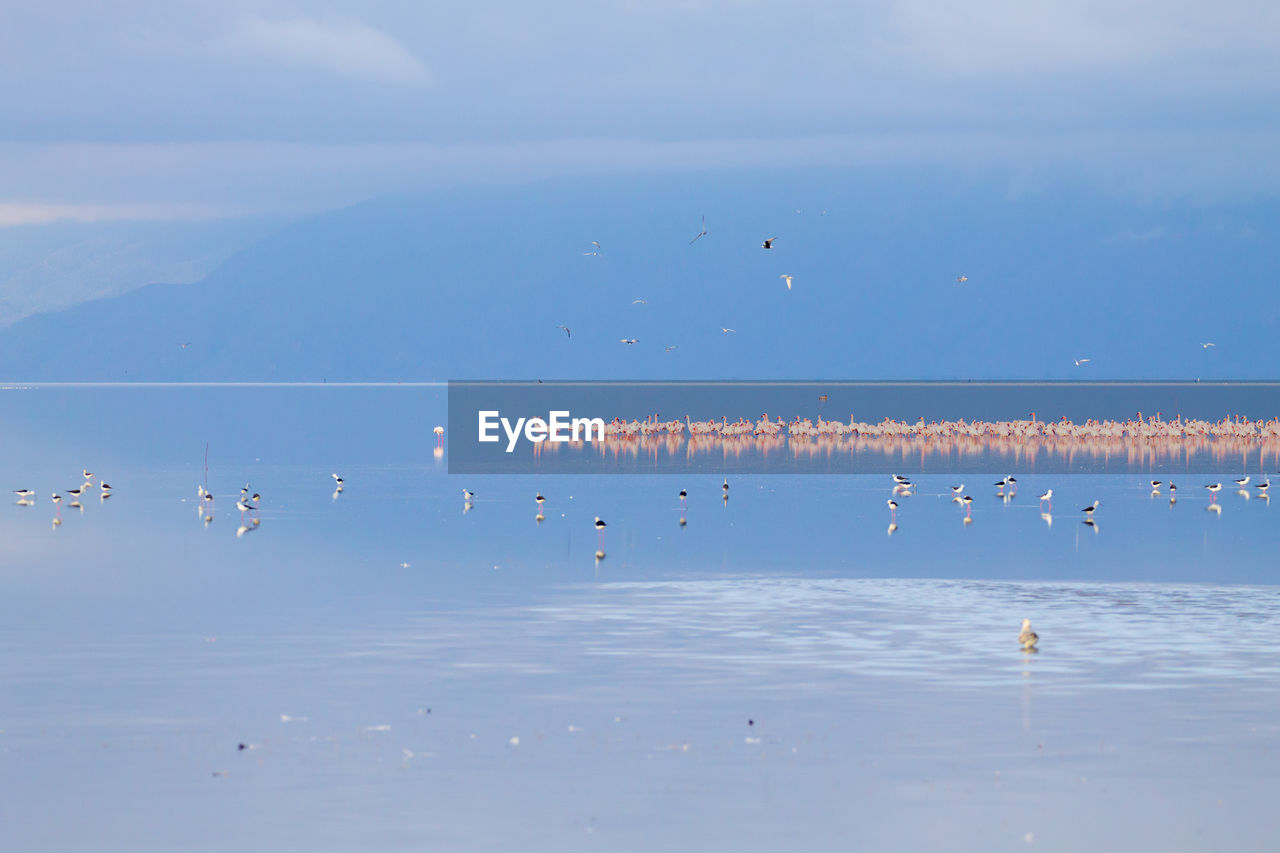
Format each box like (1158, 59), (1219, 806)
(1081, 499), (1100, 516)
(1019, 619), (1039, 651)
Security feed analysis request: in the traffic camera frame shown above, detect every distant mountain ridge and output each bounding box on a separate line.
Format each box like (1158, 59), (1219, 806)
(0, 169), (1275, 381)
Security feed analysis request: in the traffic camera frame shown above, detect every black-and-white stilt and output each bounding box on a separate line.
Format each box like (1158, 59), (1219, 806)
(1234, 476), (1250, 488)
(962, 494), (973, 517)
(463, 488), (475, 501)
(951, 484), (965, 498)
(887, 499), (898, 521)
(679, 489), (687, 503)
(1256, 479), (1270, 492)
(332, 473), (344, 490)
(595, 516), (607, 547)
(1205, 483), (1222, 501)
(14, 489), (34, 500)
(892, 474), (910, 486)
(1150, 480), (1162, 493)
(1081, 499), (1100, 516)
(434, 426), (444, 448)
(100, 482), (112, 493)
(1038, 488), (1053, 509)
(1006, 476), (1017, 495)
(994, 477), (1007, 494)
(51, 493), (62, 515)
(536, 492), (545, 509)
(82, 470), (93, 481)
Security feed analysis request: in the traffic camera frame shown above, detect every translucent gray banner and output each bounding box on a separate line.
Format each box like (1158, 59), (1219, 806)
(446, 381), (1280, 475)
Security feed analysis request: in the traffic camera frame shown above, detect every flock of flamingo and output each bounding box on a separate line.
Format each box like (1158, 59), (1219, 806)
(514, 411), (1280, 470)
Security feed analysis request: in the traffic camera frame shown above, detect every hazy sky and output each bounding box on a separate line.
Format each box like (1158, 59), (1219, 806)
(4, 1), (1280, 224)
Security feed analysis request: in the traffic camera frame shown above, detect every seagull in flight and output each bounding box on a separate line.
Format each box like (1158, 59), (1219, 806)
(1074, 358), (1092, 366)
(720, 327), (736, 333)
(1201, 342), (1217, 348)
(690, 215), (708, 245)
(620, 338), (639, 345)
(556, 325), (571, 339)
(583, 240), (602, 256)
(761, 237), (776, 249)
(956, 275), (968, 283)
(780, 274), (793, 290)
(632, 298), (647, 305)
(664, 345), (678, 352)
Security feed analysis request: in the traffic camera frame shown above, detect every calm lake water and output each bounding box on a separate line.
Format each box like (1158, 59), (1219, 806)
(2, 387), (1278, 851)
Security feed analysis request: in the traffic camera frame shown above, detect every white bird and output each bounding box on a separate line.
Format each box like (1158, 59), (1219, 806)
(956, 275), (968, 283)
(13, 489), (34, 499)
(463, 489), (475, 501)
(1074, 358), (1091, 366)
(557, 325), (571, 339)
(951, 484), (965, 496)
(1081, 499), (1100, 515)
(620, 338), (639, 345)
(1019, 619), (1039, 650)
(780, 274), (793, 290)
(631, 298), (647, 305)
(689, 215), (708, 245)
(664, 345), (678, 352)
(1234, 476), (1250, 487)
(1038, 489), (1053, 507)
(1201, 342), (1217, 348)
(82, 470), (94, 481)
(332, 473), (344, 488)
(720, 327), (736, 333)
(594, 516), (607, 531)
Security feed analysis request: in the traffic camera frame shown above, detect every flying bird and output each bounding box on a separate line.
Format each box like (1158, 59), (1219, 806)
(956, 275), (968, 283)
(1201, 342), (1216, 348)
(1074, 358), (1092, 366)
(761, 237), (776, 249)
(720, 327), (736, 333)
(664, 345), (678, 352)
(689, 215), (708, 245)
(631, 298), (647, 305)
(556, 325), (571, 338)
(620, 338), (639, 345)
(583, 241), (602, 256)
(780, 274), (793, 290)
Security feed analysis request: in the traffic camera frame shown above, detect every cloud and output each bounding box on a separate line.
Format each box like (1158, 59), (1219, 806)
(0, 201), (247, 228)
(216, 16), (432, 88)
(4, 129), (1280, 226)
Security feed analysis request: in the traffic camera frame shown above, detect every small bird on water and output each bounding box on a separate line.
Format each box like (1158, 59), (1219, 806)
(1019, 619), (1039, 651)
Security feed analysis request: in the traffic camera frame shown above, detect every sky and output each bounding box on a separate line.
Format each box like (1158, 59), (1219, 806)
(4, 0), (1280, 224)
